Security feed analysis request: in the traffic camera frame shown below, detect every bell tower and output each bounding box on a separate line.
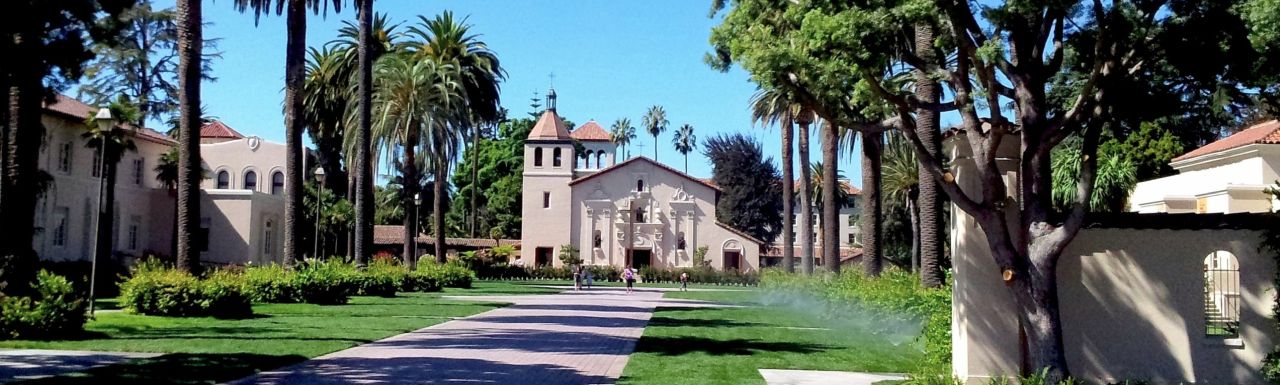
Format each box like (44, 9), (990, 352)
(521, 88), (575, 265)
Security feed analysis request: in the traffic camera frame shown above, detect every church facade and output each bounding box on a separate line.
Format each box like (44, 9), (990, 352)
(519, 92), (763, 271)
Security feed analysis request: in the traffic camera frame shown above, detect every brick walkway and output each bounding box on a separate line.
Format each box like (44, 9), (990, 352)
(234, 286), (727, 385)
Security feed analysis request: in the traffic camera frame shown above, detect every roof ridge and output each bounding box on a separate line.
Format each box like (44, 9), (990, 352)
(1172, 119), (1280, 162)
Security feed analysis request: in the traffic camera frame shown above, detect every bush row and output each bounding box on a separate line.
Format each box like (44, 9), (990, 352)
(761, 269), (951, 370)
(474, 264), (758, 286)
(1, 271), (89, 339)
(119, 259), (475, 317)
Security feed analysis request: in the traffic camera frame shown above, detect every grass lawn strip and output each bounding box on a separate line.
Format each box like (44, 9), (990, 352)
(0, 281), (547, 384)
(618, 289), (923, 385)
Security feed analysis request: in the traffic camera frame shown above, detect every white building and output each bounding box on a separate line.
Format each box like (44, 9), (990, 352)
(519, 91), (764, 271)
(33, 94), (292, 267)
(1129, 119), (1280, 214)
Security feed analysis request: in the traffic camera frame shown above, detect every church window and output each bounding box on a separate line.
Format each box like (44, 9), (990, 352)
(593, 230), (602, 248)
(534, 147), (544, 167)
(636, 179), (645, 192)
(677, 232), (687, 250)
(553, 147), (563, 167)
(543, 192), (551, 208)
(596, 151), (605, 168)
(635, 207), (647, 223)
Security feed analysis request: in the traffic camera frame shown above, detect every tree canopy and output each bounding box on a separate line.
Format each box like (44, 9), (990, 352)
(704, 133), (783, 244)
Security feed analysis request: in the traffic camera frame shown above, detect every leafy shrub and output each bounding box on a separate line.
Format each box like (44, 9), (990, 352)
(351, 261), (398, 297)
(290, 260), (355, 305)
(762, 269), (950, 370)
(0, 270), (89, 339)
(241, 265), (298, 303)
(118, 261), (252, 318)
(418, 262), (475, 288)
(638, 266), (758, 286)
(402, 270), (443, 292)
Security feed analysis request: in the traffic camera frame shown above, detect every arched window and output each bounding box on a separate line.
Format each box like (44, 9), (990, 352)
(534, 147), (543, 167)
(596, 151), (605, 168)
(1204, 250), (1240, 337)
(216, 171), (230, 189)
(271, 171), (284, 195)
(244, 171), (258, 191)
(553, 147), (563, 167)
(636, 179), (645, 192)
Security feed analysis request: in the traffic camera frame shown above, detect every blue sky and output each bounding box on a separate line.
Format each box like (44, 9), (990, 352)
(141, 0), (867, 185)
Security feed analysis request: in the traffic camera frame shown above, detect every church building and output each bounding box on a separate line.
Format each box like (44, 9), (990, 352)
(519, 90), (764, 271)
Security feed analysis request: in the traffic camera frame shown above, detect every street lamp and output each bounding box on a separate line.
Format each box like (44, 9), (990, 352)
(412, 193), (421, 269)
(88, 107), (115, 317)
(313, 168), (326, 260)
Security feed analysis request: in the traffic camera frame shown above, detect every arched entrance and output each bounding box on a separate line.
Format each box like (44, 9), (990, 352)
(722, 239), (743, 271)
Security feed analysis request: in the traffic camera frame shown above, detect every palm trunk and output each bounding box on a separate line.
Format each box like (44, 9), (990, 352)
(860, 130), (883, 277)
(797, 120), (814, 275)
(402, 131), (418, 270)
(346, 174), (355, 260)
(908, 193), (919, 273)
(96, 155), (119, 265)
(2, 74), (41, 259)
(915, 23), (945, 287)
(433, 153), (446, 264)
(175, 0), (203, 273)
(282, 0), (306, 269)
(653, 134), (658, 161)
(821, 123), (840, 274)
(780, 122), (795, 273)
(469, 123), (481, 238)
(352, 0), (375, 268)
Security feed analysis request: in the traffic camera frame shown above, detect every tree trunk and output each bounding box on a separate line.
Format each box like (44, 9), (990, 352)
(908, 193), (919, 273)
(1, 33), (44, 259)
(282, 0), (306, 269)
(96, 154), (119, 266)
(781, 122), (795, 273)
(821, 122), (840, 274)
(653, 133), (658, 161)
(347, 174), (355, 260)
(860, 130), (882, 276)
(469, 124), (479, 238)
(352, 0), (375, 268)
(402, 131), (418, 270)
(797, 120), (814, 275)
(434, 154), (446, 264)
(914, 23), (945, 288)
(175, 0), (203, 273)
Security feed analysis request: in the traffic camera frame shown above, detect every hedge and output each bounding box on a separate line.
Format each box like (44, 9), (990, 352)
(0, 270), (89, 339)
(118, 261), (253, 318)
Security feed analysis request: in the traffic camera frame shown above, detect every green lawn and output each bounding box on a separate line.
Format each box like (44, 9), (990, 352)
(618, 289), (924, 385)
(0, 281), (545, 384)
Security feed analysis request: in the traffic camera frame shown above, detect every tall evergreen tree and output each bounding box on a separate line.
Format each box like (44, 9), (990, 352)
(703, 133), (783, 244)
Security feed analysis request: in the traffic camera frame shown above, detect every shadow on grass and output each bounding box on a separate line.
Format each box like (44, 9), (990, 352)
(646, 316), (761, 328)
(12, 353), (307, 385)
(634, 336), (828, 356)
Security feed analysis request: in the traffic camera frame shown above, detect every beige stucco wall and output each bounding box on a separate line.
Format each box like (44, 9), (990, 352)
(34, 114), (174, 261)
(949, 134), (1279, 384)
(200, 190), (284, 265)
(1131, 144), (1280, 214)
(569, 159), (761, 271)
(201, 137), (289, 194)
(520, 140), (576, 264)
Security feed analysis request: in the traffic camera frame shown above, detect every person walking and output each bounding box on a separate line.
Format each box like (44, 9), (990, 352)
(585, 268), (594, 290)
(679, 271), (689, 292)
(624, 266), (635, 294)
(573, 264), (583, 291)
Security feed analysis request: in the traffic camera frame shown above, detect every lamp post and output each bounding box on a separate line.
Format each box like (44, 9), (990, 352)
(313, 168), (326, 259)
(88, 107), (116, 317)
(413, 193), (422, 269)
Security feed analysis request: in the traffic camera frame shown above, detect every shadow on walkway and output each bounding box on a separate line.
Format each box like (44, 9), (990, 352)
(241, 356), (615, 385)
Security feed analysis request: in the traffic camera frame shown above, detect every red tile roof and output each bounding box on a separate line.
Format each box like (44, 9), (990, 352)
(715, 221), (765, 246)
(790, 178), (860, 195)
(527, 110), (571, 140)
(45, 94), (176, 146)
(570, 120), (612, 142)
(200, 120), (245, 139)
(1172, 120), (1280, 162)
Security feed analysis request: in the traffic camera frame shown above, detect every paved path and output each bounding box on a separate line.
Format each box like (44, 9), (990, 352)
(0, 349), (159, 384)
(234, 286), (728, 385)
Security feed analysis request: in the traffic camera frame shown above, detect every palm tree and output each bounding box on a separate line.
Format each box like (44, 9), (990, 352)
(369, 52), (464, 269)
(750, 87), (799, 273)
(642, 105), (668, 161)
(913, 22), (945, 288)
(84, 100), (139, 265)
(821, 120), (846, 274)
(155, 148), (180, 258)
(233, 0), (342, 269)
(672, 124), (697, 173)
(353, 0), (376, 268)
(175, 0), (203, 273)
(881, 134), (920, 271)
(858, 128), (883, 276)
(796, 111), (816, 274)
(611, 118), (636, 159)
(404, 12), (504, 264)
(805, 162), (851, 218)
